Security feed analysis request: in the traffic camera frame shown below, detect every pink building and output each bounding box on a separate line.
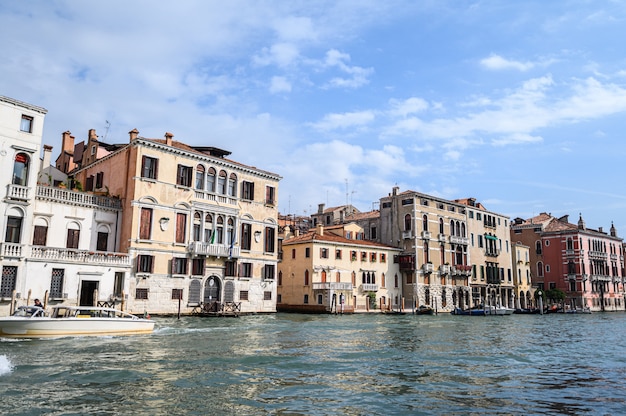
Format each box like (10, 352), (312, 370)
(511, 213), (625, 312)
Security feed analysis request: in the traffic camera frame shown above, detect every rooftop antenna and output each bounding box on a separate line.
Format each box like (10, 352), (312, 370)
(103, 120), (111, 142)
(345, 178), (349, 206)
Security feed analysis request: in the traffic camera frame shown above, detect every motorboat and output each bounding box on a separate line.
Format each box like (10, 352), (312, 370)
(415, 305), (434, 315)
(0, 305), (155, 339)
(484, 305), (515, 315)
(451, 307), (486, 316)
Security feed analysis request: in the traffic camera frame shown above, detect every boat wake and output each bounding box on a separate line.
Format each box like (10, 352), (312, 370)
(0, 355), (13, 376)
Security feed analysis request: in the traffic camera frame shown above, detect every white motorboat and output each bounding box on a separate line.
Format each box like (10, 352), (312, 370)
(484, 305), (515, 315)
(0, 305), (155, 338)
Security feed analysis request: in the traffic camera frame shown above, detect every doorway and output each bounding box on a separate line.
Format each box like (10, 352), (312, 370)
(80, 280), (99, 306)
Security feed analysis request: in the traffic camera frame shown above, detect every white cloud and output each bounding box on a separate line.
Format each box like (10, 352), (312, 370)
(481, 54), (536, 71)
(310, 110), (376, 131)
(269, 76), (292, 94)
(321, 49), (374, 89)
(253, 43), (300, 67)
(492, 133), (543, 146)
(388, 97), (429, 117)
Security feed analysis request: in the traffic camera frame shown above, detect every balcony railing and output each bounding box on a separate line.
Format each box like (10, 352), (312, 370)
(438, 233), (447, 242)
(29, 246), (131, 266)
(588, 250), (608, 260)
(440, 264), (451, 275)
(6, 184), (30, 201)
(1, 242), (24, 258)
(361, 283), (379, 292)
(188, 241), (240, 258)
(422, 262), (434, 273)
(421, 231), (431, 239)
(402, 231), (413, 239)
(485, 249), (501, 257)
(36, 186), (122, 209)
(312, 282), (353, 291)
(450, 236), (469, 245)
(193, 190), (237, 206)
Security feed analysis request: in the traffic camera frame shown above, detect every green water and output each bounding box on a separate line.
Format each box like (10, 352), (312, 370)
(2, 313), (626, 415)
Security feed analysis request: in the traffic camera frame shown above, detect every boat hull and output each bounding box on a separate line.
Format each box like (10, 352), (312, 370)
(0, 317), (154, 338)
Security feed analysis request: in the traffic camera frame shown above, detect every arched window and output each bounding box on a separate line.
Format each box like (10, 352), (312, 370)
(535, 241), (542, 254)
(195, 165), (205, 190)
(5, 207), (24, 243)
(218, 170), (227, 194)
(439, 218), (444, 234)
(455, 221), (461, 237)
(423, 214), (428, 231)
(450, 220), (456, 236)
(278, 271), (283, 286)
(336, 271), (341, 283)
(226, 218), (234, 245)
(424, 241), (430, 263)
(204, 214), (213, 242)
(206, 168), (216, 192)
(404, 214), (411, 231)
(216, 216), (224, 244)
(12, 153), (30, 186)
(567, 237), (573, 251)
(304, 270), (309, 286)
(537, 261), (544, 277)
(461, 223), (466, 237)
(228, 173), (237, 197)
(440, 244), (445, 264)
(321, 270), (327, 283)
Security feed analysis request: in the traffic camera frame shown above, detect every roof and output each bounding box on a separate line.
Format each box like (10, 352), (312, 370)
(283, 229), (400, 250)
(345, 210), (380, 221)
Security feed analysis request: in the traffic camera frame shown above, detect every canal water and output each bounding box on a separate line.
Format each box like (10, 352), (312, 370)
(2, 312), (626, 415)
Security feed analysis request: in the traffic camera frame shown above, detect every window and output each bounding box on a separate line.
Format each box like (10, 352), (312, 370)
(265, 227), (275, 253)
(423, 214), (428, 231)
(242, 181), (255, 200)
(5, 216), (23, 243)
(240, 262), (252, 278)
(140, 208), (153, 240)
(95, 172), (104, 189)
(141, 156), (158, 180)
(96, 231), (108, 251)
(304, 270), (309, 285)
(380, 253), (386, 263)
(264, 264), (275, 280)
(172, 289), (183, 300)
(176, 165), (193, 187)
(114, 272), (124, 297)
(240, 290), (249, 301)
(50, 268), (64, 298)
(195, 165), (205, 189)
(85, 175), (94, 191)
(135, 288), (149, 300)
(317, 294), (323, 304)
(192, 258), (205, 276)
(361, 251), (367, 261)
(66, 228), (80, 249)
(305, 247), (311, 258)
(172, 257), (188, 274)
(351, 251), (357, 261)
(371, 226), (377, 239)
(224, 260), (236, 277)
(241, 223), (252, 250)
(320, 248), (329, 258)
(176, 213), (187, 244)
(404, 214), (411, 231)
(336, 249), (342, 260)
(1, 266), (18, 298)
(264, 291), (272, 301)
(137, 255), (155, 273)
(265, 186), (276, 205)
(218, 170), (227, 194)
(228, 174), (237, 197)
(206, 167), (216, 192)
(20, 115), (33, 132)
(12, 153), (30, 186)
(33, 224), (48, 246)
(303, 294), (309, 304)
(370, 252), (377, 262)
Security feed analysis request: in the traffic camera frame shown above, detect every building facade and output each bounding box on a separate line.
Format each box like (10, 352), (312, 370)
(511, 213), (625, 312)
(278, 224), (402, 312)
(66, 129), (281, 315)
(511, 242), (534, 309)
(379, 187), (471, 312)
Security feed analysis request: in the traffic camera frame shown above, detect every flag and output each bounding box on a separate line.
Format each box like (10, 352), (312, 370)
(228, 226), (236, 258)
(210, 229), (216, 244)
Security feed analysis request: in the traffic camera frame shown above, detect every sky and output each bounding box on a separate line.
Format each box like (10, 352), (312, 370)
(2, 1), (626, 233)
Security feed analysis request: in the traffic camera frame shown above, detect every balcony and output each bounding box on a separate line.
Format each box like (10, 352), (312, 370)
(188, 241), (240, 258)
(313, 282), (353, 291)
(588, 250), (607, 260)
(421, 231), (431, 240)
(450, 236), (469, 245)
(422, 262), (434, 273)
(29, 246), (131, 266)
(6, 184), (30, 201)
(402, 231), (413, 239)
(485, 249), (500, 257)
(438, 233), (447, 242)
(1, 243), (24, 258)
(193, 190), (237, 206)
(565, 249), (575, 256)
(361, 283), (379, 292)
(36, 186), (122, 210)
(439, 264), (450, 275)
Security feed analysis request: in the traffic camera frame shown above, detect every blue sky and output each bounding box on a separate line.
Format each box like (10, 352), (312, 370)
(2, 1), (626, 232)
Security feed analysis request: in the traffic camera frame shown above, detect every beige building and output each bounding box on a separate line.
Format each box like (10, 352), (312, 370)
(379, 187), (471, 312)
(456, 198), (514, 309)
(278, 223), (402, 313)
(61, 129), (281, 315)
(511, 242), (534, 309)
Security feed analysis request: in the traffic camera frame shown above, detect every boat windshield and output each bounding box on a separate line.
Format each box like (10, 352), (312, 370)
(12, 307), (45, 317)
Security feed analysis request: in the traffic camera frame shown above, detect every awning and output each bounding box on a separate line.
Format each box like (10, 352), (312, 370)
(485, 235), (498, 241)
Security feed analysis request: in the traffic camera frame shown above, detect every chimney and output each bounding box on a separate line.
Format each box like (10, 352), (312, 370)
(42, 145), (53, 169)
(88, 128), (98, 142)
(611, 222), (617, 237)
(129, 128), (139, 142)
(392, 186), (399, 196)
(165, 132), (174, 146)
(61, 131), (75, 153)
(318, 203), (325, 214)
(316, 224), (324, 236)
(598, 226), (603, 234)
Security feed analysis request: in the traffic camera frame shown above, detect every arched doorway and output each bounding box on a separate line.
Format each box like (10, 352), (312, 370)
(204, 275), (222, 305)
